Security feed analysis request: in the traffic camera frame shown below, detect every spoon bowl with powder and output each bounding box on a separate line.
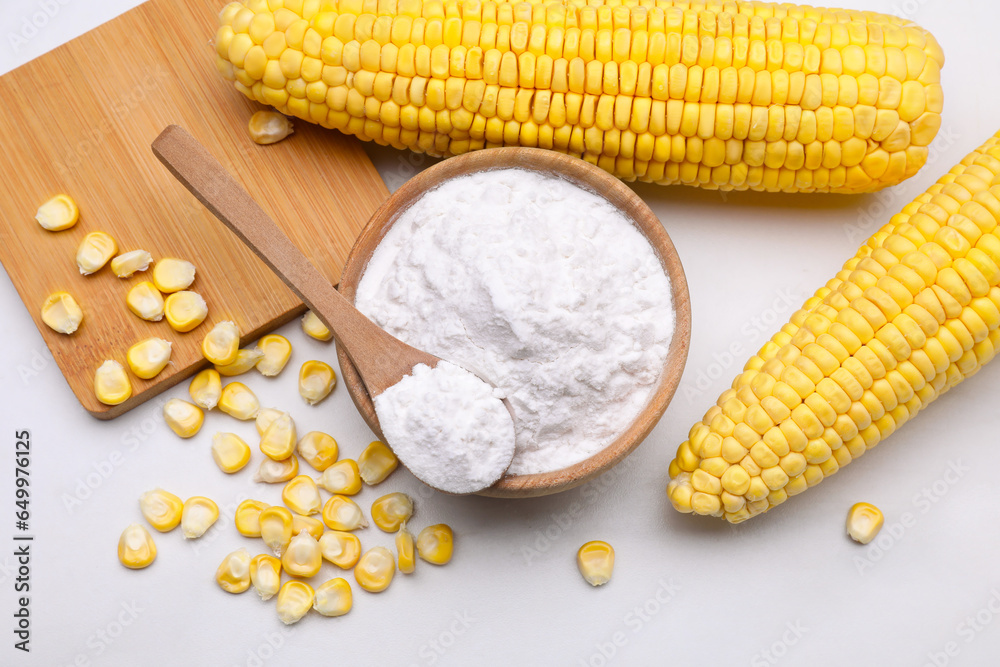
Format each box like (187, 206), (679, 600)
(152, 126), (516, 495)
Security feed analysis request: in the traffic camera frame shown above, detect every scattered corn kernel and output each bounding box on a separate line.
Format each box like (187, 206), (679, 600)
(218, 382), (259, 420)
(256, 334), (292, 376)
(847, 503), (885, 545)
(250, 554), (281, 600)
(322, 495), (367, 531)
(577, 541), (615, 586)
(371, 493), (413, 533)
(41, 291), (83, 334)
(201, 321), (240, 365)
(276, 580), (313, 625)
(152, 258), (196, 293)
(396, 527), (415, 574)
(35, 194), (79, 231)
(313, 578), (352, 617)
(260, 412), (296, 459)
(417, 524), (454, 565)
(317, 459), (362, 495)
(76, 231), (117, 274)
(163, 398), (204, 438)
(211, 432), (252, 473)
(126, 337), (172, 379)
(111, 250), (153, 278)
(259, 506), (294, 555)
(189, 368), (222, 409)
(117, 523), (156, 569)
(215, 347), (264, 376)
(216, 547), (252, 593)
(282, 475), (321, 515)
(354, 546), (395, 593)
(126, 281), (165, 321)
(299, 360), (335, 405)
(255, 407), (284, 436)
(358, 441), (397, 485)
(181, 496), (219, 538)
(139, 488), (183, 532)
(235, 499), (269, 537)
(291, 513), (324, 541)
(301, 310), (332, 341)
(319, 531), (361, 569)
(253, 455), (299, 484)
(281, 531), (323, 578)
(94, 360), (131, 405)
(249, 110), (294, 145)
(298, 431), (338, 471)
(164, 291), (208, 332)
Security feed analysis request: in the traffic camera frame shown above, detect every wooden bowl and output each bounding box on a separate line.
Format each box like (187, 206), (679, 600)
(337, 148), (691, 498)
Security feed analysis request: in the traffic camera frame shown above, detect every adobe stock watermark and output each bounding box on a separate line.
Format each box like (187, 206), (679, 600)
(922, 588), (1000, 667)
(230, 626), (295, 667)
(578, 578), (681, 666)
(56, 599), (144, 667)
(14, 347), (55, 386)
(750, 621), (808, 666)
(7, 0), (71, 54)
(407, 610), (476, 666)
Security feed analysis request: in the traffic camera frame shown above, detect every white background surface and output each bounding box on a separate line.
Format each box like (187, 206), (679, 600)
(1, 1), (999, 665)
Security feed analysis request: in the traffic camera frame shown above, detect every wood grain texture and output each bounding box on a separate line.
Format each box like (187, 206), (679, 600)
(0, 0), (388, 418)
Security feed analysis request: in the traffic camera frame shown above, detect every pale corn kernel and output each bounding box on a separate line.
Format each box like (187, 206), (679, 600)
(249, 110), (294, 144)
(126, 338), (172, 379)
(301, 310), (332, 341)
(139, 488), (183, 532)
(250, 554), (281, 600)
(577, 540), (615, 586)
(215, 347), (264, 376)
(163, 399), (204, 438)
(291, 513), (324, 541)
(126, 282), (165, 321)
(253, 455), (299, 483)
(319, 530), (361, 569)
(281, 531), (323, 578)
(41, 292), (83, 334)
(322, 495), (367, 531)
(297, 431), (338, 471)
(216, 547), (252, 593)
(152, 258), (196, 293)
(255, 407), (284, 436)
(846, 502), (885, 544)
(111, 250), (153, 278)
(313, 578), (352, 617)
(371, 492), (413, 532)
(256, 334), (292, 376)
(218, 382), (260, 420)
(94, 360), (132, 405)
(189, 368), (222, 409)
(164, 291), (208, 332)
(276, 581), (313, 625)
(235, 499), (270, 537)
(76, 231), (117, 274)
(260, 506), (294, 555)
(260, 412), (296, 459)
(417, 524), (454, 565)
(181, 496), (219, 539)
(358, 441), (397, 485)
(282, 475), (322, 515)
(396, 527), (416, 574)
(212, 432), (252, 473)
(354, 546), (395, 593)
(35, 194), (79, 231)
(118, 524), (156, 569)
(299, 360), (336, 405)
(202, 321), (241, 365)
(317, 459), (362, 495)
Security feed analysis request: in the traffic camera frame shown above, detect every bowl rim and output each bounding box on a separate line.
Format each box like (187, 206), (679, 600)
(337, 147), (691, 498)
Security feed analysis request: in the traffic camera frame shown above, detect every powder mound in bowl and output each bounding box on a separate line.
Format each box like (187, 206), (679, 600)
(357, 168), (674, 476)
(373, 361), (516, 494)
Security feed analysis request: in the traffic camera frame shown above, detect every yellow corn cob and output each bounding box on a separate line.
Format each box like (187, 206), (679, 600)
(215, 0), (944, 194)
(668, 129), (1000, 522)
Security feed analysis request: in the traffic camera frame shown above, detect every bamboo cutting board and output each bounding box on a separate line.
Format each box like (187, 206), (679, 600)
(0, 0), (389, 418)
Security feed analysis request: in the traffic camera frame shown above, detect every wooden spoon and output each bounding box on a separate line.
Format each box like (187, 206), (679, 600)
(152, 124), (515, 493)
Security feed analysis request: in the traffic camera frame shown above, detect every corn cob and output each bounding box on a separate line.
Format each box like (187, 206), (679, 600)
(668, 129), (1000, 522)
(214, 0), (943, 193)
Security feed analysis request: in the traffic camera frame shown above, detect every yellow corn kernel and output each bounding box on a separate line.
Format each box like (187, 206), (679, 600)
(152, 258), (196, 293)
(260, 412), (297, 459)
(318, 459), (362, 495)
(163, 398), (204, 438)
(358, 441), (398, 485)
(202, 321), (241, 365)
(235, 499), (270, 537)
(111, 250), (153, 278)
(212, 432), (252, 473)
(256, 334), (292, 376)
(313, 578), (352, 617)
(250, 554), (282, 600)
(218, 381), (260, 420)
(181, 496), (219, 539)
(577, 540), (614, 586)
(281, 531), (323, 577)
(260, 505), (294, 555)
(41, 292), (83, 334)
(417, 524), (454, 565)
(371, 492), (413, 532)
(846, 502), (884, 544)
(298, 431), (338, 471)
(139, 488), (183, 532)
(216, 547), (252, 593)
(396, 526), (415, 574)
(126, 281), (165, 321)
(215, 346), (265, 375)
(322, 495), (368, 531)
(94, 360), (132, 405)
(35, 194), (79, 231)
(301, 310), (332, 341)
(249, 110), (294, 144)
(282, 475), (322, 515)
(189, 368), (222, 409)
(319, 530), (361, 569)
(299, 360), (336, 405)
(118, 523), (156, 569)
(276, 580), (314, 625)
(255, 407), (284, 435)
(254, 455), (299, 483)
(164, 291), (208, 332)
(76, 231), (117, 274)
(354, 546), (395, 593)
(292, 513), (324, 541)
(126, 337), (172, 379)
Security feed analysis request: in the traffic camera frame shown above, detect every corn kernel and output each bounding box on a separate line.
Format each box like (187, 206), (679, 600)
(318, 459), (362, 495)
(322, 495), (367, 531)
(126, 281), (165, 321)
(256, 334), (292, 376)
(215, 347), (264, 376)
(181, 496), (219, 538)
(282, 475), (321, 515)
(319, 530), (361, 569)
(152, 258), (196, 293)
(126, 337), (172, 379)
(301, 310), (332, 340)
(846, 502), (884, 544)
(212, 432), (252, 473)
(189, 368), (222, 409)
(292, 513), (324, 541)
(281, 531), (323, 577)
(255, 407), (284, 435)
(354, 546), (395, 593)
(139, 488), (183, 532)
(299, 360), (336, 405)
(41, 291), (83, 334)
(253, 455), (299, 483)
(216, 547), (252, 593)
(417, 524), (454, 565)
(163, 398), (204, 438)
(118, 523), (156, 569)
(164, 291), (208, 332)
(250, 554), (281, 600)
(218, 382), (260, 420)
(249, 110), (294, 144)
(35, 194), (79, 231)
(358, 441), (397, 485)
(313, 578), (352, 616)
(276, 580), (313, 625)
(260, 412), (296, 459)
(111, 250), (153, 278)
(577, 540), (614, 586)
(76, 231), (117, 274)
(202, 321), (241, 365)
(371, 492), (413, 532)
(94, 360), (131, 405)
(260, 506), (294, 555)
(298, 431), (338, 471)
(396, 527), (416, 574)
(235, 499), (269, 537)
